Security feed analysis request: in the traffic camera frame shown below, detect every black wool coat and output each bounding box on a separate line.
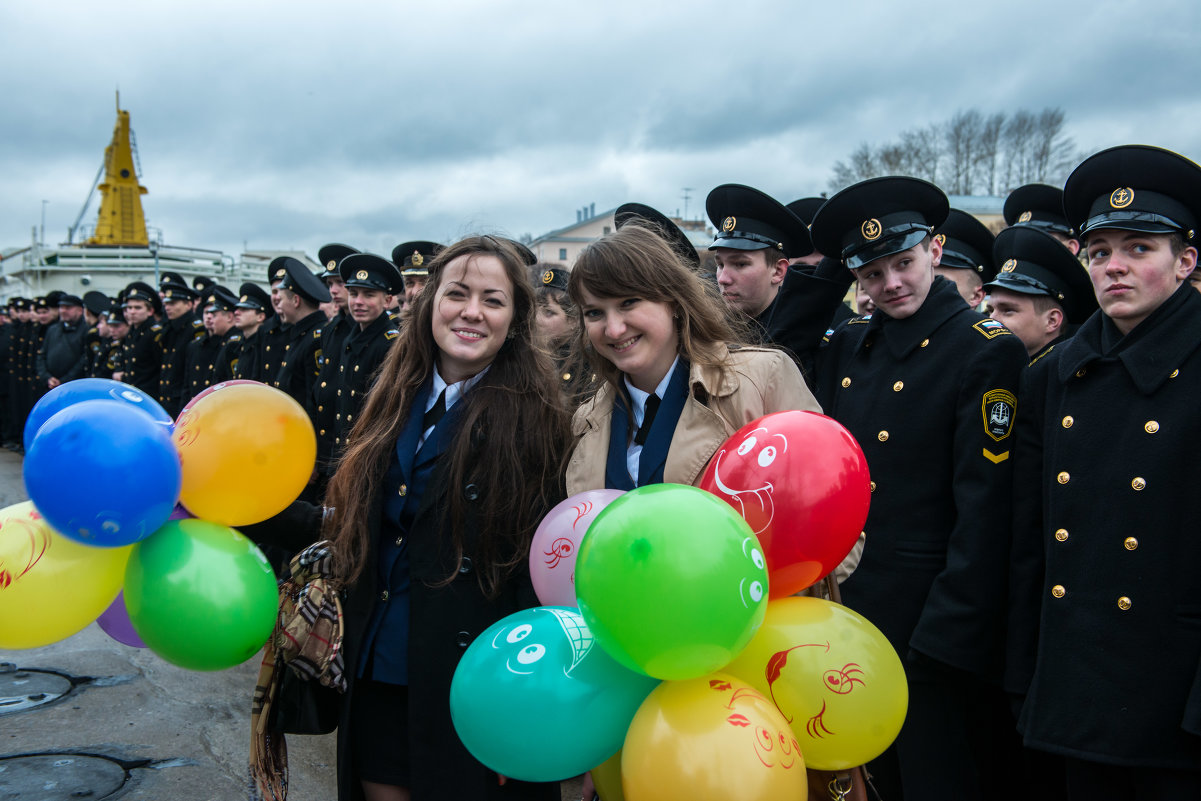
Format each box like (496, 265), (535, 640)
(250, 449), (559, 801)
(1007, 283), (1201, 769)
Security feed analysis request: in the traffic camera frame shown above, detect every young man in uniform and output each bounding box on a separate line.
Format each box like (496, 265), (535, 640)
(985, 226), (1096, 364)
(804, 176), (1028, 800)
(270, 256), (331, 410)
(1008, 145), (1201, 800)
(231, 283), (270, 381)
(115, 282), (163, 394)
(312, 243), (360, 479)
(933, 208), (997, 310)
(1004, 183), (1081, 256)
(392, 241), (440, 312)
(157, 279), (205, 417)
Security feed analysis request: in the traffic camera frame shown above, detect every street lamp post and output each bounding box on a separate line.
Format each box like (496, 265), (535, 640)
(149, 240), (160, 287)
(40, 200), (47, 245)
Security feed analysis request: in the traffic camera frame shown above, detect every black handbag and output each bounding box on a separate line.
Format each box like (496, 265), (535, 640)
(273, 668), (342, 735)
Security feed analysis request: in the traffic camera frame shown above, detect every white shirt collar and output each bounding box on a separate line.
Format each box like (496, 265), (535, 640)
(623, 356), (679, 429)
(427, 364), (489, 415)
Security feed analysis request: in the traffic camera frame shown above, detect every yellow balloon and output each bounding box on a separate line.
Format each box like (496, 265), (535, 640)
(723, 596), (907, 770)
(591, 749), (625, 801)
(174, 382), (317, 526)
(622, 673), (806, 801)
(0, 501), (131, 649)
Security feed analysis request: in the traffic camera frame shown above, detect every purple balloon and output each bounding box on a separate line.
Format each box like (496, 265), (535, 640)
(96, 591), (146, 648)
(168, 504), (194, 521)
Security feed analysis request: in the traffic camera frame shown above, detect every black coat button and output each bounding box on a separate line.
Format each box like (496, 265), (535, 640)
(456, 631), (471, 648)
(459, 556), (473, 574)
(463, 483), (480, 501)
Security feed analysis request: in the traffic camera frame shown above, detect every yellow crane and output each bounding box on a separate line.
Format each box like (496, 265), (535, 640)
(86, 92), (149, 246)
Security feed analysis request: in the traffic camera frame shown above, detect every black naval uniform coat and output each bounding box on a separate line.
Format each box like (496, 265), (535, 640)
(84, 326), (105, 378)
(181, 329), (238, 407)
(25, 322), (50, 409)
(1007, 283), (1201, 770)
(158, 312), (205, 417)
(258, 315), (290, 385)
(329, 313), (400, 469)
(211, 331), (243, 384)
(311, 311), (355, 472)
(274, 310), (325, 408)
(816, 276), (1028, 676)
(245, 436), (559, 801)
(120, 319), (163, 394)
(234, 330), (260, 381)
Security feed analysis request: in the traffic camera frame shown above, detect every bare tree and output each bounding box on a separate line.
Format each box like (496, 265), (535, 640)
(975, 112), (1006, 195)
(944, 109), (983, 194)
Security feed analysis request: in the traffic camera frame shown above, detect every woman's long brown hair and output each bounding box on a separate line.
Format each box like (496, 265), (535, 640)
(324, 235), (571, 597)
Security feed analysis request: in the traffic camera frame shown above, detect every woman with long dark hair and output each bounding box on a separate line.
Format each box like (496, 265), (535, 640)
(252, 235), (570, 801)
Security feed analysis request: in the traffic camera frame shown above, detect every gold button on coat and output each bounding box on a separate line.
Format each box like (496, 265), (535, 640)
(920, 338), (929, 348)
(1075, 368), (1086, 378)
(1132, 477), (1146, 491)
(1055, 528), (1069, 541)
(1124, 537), (1138, 550)
(1057, 472), (1070, 484)
(395, 536), (404, 546)
(1061, 416), (1074, 428)
(1117, 596), (1132, 611)
(1144, 421), (1159, 433)
(1170, 369), (1179, 378)
(380, 590), (389, 601)
(892, 381), (903, 391)
(1051, 585), (1066, 598)
(870, 481), (877, 492)
(878, 431), (889, 442)
(841, 377), (851, 388)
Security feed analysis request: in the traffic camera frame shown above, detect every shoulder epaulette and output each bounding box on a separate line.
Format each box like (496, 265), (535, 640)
(972, 319), (1013, 340)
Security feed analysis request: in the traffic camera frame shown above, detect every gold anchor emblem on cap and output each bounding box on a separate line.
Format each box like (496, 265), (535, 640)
(861, 218), (881, 241)
(274, 269), (285, 278)
(1110, 187), (1134, 209)
(326, 259), (336, 270)
(1018, 211), (1033, 223)
(722, 216), (736, 232)
(411, 252), (424, 267)
(1001, 258), (1017, 273)
(355, 270), (369, 280)
(541, 270), (554, 285)
(935, 233), (946, 246)
(240, 295), (248, 302)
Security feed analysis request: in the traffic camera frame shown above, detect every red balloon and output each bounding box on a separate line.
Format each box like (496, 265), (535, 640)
(699, 411), (869, 597)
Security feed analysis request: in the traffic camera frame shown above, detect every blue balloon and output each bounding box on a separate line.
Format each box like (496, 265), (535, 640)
(450, 606), (660, 782)
(24, 378), (172, 450)
(24, 399), (182, 547)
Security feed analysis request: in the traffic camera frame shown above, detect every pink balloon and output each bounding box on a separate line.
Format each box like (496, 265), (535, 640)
(529, 489), (624, 606)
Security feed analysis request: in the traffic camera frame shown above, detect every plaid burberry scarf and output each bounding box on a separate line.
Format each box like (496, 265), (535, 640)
(250, 540), (346, 800)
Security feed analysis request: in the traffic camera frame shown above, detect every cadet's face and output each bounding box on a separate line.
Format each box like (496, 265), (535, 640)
(1085, 230), (1197, 335)
(932, 267), (985, 309)
(432, 255), (514, 384)
(124, 301), (152, 326)
(852, 239), (940, 320)
(269, 281), (284, 315)
(536, 295), (570, 342)
(714, 248), (785, 316)
(854, 281), (876, 315)
(163, 298), (191, 320)
(109, 323), (129, 340)
(235, 307), (265, 332)
(579, 288), (679, 394)
(202, 309), (217, 333)
(210, 310), (234, 336)
(36, 308), (56, 324)
(405, 276), (428, 306)
(988, 288), (1058, 356)
(59, 305), (83, 323)
(347, 286), (389, 326)
(325, 277), (347, 309)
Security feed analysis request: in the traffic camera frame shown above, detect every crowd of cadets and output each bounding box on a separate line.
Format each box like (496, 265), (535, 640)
(0, 144), (1199, 800)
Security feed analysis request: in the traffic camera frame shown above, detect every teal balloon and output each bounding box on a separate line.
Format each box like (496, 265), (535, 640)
(450, 606), (659, 782)
(575, 483), (769, 680)
(124, 520), (278, 671)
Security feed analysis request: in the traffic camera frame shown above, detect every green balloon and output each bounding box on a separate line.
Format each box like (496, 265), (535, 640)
(575, 484), (769, 680)
(124, 519), (278, 671)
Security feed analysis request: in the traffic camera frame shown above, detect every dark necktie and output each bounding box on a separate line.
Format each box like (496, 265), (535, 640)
(634, 394), (660, 446)
(423, 389), (447, 431)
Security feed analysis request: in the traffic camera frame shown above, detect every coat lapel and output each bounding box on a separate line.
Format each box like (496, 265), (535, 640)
(637, 361), (690, 486)
(604, 398), (635, 491)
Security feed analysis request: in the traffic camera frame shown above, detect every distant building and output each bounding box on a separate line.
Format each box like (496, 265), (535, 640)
(530, 203), (714, 268)
(948, 195), (1006, 233)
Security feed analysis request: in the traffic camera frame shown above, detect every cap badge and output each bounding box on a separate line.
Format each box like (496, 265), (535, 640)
(934, 233), (947, 246)
(1018, 211), (1033, 223)
(274, 269), (286, 279)
(355, 270), (369, 280)
(208, 296), (216, 304)
(541, 270), (554, 285)
(1110, 187), (1134, 209)
(861, 219), (882, 241)
(240, 295), (248, 302)
(326, 259), (336, 270)
(1001, 259), (1017, 273)
(722, 216), (736, 233)
(411, 252), (424, 267)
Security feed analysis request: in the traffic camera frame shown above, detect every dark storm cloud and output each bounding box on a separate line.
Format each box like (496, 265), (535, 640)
(4, 0), (1200, 262)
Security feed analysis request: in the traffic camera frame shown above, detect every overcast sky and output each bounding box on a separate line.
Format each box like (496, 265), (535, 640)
(4, 0), (1199, 261)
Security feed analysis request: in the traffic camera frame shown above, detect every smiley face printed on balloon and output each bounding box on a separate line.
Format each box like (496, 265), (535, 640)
(712, 678), (804, 771)
(709, 427), (788, 536)
(490, 607), (595, 676)
(738, 537), (767, 609)
(0, 507), (50, 591)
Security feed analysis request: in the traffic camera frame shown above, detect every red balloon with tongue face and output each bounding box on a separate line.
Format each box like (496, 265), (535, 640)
(699, 411), (870, 597)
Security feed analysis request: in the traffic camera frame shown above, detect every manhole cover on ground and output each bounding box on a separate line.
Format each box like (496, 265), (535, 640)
(0, 753), (127, 800)
(0, 668), (74, 715)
